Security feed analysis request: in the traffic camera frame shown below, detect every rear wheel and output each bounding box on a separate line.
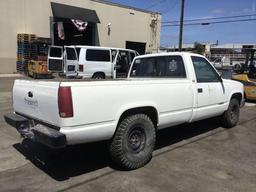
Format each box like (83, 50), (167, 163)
(92, 73), (105, 79)
(222, 98), (240, 128)
(110, 114), (156, 170)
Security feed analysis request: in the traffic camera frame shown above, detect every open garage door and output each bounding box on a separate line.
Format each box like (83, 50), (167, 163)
(126, 41), (146, 55)
(51, 2), (100, 46)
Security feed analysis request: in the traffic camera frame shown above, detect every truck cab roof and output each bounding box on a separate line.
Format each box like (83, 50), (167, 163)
(135, 52), (205, 60)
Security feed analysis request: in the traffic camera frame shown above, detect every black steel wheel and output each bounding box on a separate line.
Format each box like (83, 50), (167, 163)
(127, 126), (146, 153)
(110, 114), (156, 170)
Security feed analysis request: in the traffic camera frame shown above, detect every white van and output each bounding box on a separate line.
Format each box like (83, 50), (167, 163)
(48, 46), (78, 77)
(48, 46), (139, 79)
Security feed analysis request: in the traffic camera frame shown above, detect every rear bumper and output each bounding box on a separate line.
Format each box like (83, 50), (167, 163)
(4, 112), (66, 149)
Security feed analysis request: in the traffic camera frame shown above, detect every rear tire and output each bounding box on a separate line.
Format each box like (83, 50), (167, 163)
(110, 114), (156, 170)
(92, 73), (105, 79)
(222, 98), (240, 128)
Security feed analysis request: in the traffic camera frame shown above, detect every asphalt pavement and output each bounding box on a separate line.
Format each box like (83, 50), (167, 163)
(0, 77), (256, 192)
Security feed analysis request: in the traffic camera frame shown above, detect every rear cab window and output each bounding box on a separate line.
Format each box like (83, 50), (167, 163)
(86, 49), (111, 62)
(130, 56), (186, 78)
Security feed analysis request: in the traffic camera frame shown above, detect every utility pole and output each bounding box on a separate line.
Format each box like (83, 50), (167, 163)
(178, 0), (185, 51)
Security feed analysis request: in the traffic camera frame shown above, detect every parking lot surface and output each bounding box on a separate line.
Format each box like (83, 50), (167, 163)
(0, 77), (256, 192)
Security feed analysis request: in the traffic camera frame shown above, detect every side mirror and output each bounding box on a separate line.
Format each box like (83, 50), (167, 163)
(218, 75), (223, 83)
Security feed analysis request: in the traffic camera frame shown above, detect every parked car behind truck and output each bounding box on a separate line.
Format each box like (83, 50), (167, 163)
(48, 45), (139, 79)
(5, 52), (244, 170)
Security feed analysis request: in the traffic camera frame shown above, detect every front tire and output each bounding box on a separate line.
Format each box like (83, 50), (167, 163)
(110, 114), (156, 170)
(222, 98), (240, 128)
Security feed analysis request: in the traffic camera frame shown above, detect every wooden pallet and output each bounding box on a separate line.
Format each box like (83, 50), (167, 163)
(17, 34), (36, 42)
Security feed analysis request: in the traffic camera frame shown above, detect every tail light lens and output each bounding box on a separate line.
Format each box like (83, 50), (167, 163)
(79, 65), (84, 72)
(58, 86), (73, 118)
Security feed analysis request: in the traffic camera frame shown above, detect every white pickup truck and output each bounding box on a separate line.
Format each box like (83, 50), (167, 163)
(5, 52), (244, 170)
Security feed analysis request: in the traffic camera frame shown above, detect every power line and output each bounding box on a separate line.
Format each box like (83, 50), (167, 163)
(162, 18), (256, 27)
(162, 13), (256, 24)
(145, 0), (168, 9)
(161, 0), (179, 15)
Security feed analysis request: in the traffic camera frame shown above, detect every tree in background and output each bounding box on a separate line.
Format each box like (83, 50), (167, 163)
(193, 42), (205, 55)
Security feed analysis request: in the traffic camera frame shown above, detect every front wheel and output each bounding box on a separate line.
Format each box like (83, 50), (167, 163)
(109, 114), (156, 170)
(222, 98), (240, 128)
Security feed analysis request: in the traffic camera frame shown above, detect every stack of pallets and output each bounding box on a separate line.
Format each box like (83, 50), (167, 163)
(30, 43), (38, 60)
(16, 34), (36, 73)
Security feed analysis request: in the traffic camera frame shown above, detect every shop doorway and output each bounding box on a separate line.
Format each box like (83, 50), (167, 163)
(51, 2), (100, 46)
(52, 18), (95, 46)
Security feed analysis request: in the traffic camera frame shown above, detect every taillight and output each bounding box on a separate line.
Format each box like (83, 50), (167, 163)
(58, 86), (73, 118)
(79, 65), (84, 72)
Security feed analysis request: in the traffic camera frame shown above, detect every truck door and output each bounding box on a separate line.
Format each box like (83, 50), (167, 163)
(64, 46), (78, 77)
(48, 46), (63, 72)
(191, 56), (226, 121)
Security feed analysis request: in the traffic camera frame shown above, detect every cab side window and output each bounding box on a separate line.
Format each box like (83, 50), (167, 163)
(191, 56), (220, 83)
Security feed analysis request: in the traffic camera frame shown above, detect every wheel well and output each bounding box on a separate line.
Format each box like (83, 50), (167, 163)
(118, 107), (158, 127)
(93, 72), (105, 78)
(231, 93), (242, 105)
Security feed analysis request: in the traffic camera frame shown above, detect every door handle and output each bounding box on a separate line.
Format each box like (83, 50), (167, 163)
(198, 88), (203, 93)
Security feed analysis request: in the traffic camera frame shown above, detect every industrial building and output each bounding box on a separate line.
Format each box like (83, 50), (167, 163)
(0, 0), (161, 73)
(160, 43), (256, 63)
(210, 44), (256, 62)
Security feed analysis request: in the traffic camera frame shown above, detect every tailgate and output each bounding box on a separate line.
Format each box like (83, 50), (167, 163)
(13, 80), (60, 126)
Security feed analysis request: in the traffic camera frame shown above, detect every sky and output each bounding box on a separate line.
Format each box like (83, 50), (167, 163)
(108, 0), (256, 46)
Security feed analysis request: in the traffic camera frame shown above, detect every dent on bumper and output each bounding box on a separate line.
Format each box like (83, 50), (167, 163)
(4, 112), (66, 149)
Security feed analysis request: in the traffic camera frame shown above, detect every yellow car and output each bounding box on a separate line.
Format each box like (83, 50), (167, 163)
(232, 74), (256, 101)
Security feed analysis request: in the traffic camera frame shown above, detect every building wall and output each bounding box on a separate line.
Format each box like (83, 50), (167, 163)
(0, 0), (161, 73)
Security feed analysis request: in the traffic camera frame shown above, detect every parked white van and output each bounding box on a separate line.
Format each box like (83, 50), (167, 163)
(48, 45), (139, 79)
